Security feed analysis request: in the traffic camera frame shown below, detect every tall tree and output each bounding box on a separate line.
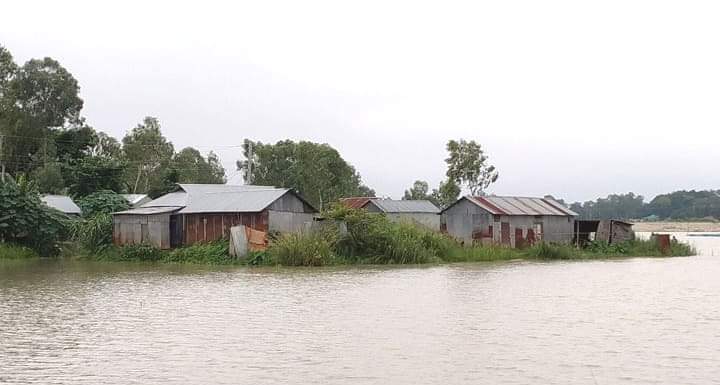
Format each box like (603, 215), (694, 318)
(237, 139), (372, 209)
(445, 139), (498, 196)
(403, 180), (430, 200)
(122, 117), (174, 193)
(172, 147), (226, 184)
(431, 179), (461, 209)
(0, 50), (83, 176)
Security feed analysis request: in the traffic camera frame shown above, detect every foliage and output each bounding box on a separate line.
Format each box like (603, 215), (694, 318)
(70, 213), (113, 253)
(445, 139), (498, 195)
(172, 147), (226, 185)
(236, 139), (372, 210)
(122, 116), (175, 194)
(115, 244), (164, 262)
(525, 242), (578, 260)
(163, 241), (235, 265)
(267, 231), (338, 266)
(0, 180), (69, 256)
(431, 179), (460, 209)
(568, 190), (720, 221)
(403, 180), (430, 200)
(34, 162), (65, 194)
(77, 190), (129, 217)
(0, 243), (39, 259)
(65, 155), (127, 197)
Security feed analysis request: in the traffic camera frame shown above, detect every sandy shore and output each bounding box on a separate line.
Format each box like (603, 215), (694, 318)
(632, 222), (720, 233)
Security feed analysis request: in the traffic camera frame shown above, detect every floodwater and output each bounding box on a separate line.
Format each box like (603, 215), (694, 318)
(2, 234), (720, 385)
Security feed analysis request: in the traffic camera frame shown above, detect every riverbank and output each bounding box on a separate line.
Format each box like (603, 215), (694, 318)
(633, 221), (720, 233)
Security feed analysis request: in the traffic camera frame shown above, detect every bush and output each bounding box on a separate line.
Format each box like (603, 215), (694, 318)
(268, 231), (337, 266)
(70, 213), (113, 253)
(525, 242), (578, 260)
(0, 180), (70, 256)
(164, 241), (234, 264)
(77, 190), (129, 217)
(0, 243), (39, 259)
(117, 244), (164, 261)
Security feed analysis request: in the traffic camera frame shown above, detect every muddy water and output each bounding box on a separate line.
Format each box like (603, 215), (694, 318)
(1, 237), (719, 384)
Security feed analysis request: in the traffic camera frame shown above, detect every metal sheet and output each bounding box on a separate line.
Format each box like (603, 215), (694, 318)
(41, 195), (82, 215)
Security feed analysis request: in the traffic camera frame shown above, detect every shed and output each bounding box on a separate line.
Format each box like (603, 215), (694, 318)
(41, 195), (82, 216)
(112, 184), (317, 249)
(121, 194), (151, 208)
(441, 195), (578, 247)
(340, 197), (441, 230)
(574, 220), (634, 245)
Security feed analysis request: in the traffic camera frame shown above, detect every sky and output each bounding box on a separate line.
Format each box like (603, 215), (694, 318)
(3, 0), (719, 203)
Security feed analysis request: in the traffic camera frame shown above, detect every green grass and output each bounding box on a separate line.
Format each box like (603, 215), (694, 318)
(0, 243), (40, 259)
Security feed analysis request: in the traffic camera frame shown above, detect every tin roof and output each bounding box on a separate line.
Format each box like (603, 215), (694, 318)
(41, 195), (82, 215)
(114, 206), (182, 215)
(368, 199), (440, 214)
(139, 184), (317, 214)
(339, 197), (378, 209)
(452, 195), (577, 216)
(121, 194), (150, 205)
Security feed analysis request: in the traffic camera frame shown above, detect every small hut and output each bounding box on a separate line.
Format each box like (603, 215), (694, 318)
(113, 184), (317, 249)
(574, 220), (634, 245)
(441, 195), (578, 247)
(340, 197), (441, 230)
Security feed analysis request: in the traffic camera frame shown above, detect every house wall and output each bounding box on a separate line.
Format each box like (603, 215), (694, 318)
(385, 213), (441, 231)
(442, 198), (575, 246)
(267, 192), (316, 213)
(268, 211), (316, 233)
(596, 221), (634, 244)
(113, 213), (172, 249)
(181, 212), (268, 246)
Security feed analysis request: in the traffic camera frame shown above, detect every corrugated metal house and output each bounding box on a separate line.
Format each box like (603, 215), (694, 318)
(441, 195), (578, 247)
(121, 194), (151, 208)
(340, 197), (441, 230)
(574, 220), (634, 245)
(113, 184), (317, 249)
(41, 195), (82, 216)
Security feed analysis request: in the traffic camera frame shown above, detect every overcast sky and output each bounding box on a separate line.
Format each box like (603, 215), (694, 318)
(3, 0), (719, 202)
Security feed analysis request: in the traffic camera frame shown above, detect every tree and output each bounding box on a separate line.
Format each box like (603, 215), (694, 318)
(172, 147), (226, 184)
(237, 139), (372, 209)
(403, 180), (430, 200)
(34, 162), (65, 194)
(65, 156), (126, 197)
(431, 179), (461, 209)
(77, 190), (129, 217)
(445, 139), (498, 195)
(0, 50), (84, 176)
(122, 117), (174, 193)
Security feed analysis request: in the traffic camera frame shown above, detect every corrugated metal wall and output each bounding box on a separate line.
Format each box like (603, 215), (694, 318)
(113, 213), (172, 249)
(181, 212), (268, 246)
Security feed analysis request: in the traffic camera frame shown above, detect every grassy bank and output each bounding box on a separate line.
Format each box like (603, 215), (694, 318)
(55, 208), (696, 266)
(0, 243), (40, 259)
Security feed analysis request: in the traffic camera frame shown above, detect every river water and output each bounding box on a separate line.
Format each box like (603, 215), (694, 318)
(2, 234), (720, 385)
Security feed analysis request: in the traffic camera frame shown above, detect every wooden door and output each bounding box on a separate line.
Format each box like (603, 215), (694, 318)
(501, 222), (511, 246)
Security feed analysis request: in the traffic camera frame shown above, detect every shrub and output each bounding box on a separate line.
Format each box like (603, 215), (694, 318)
(117, 244), (164, 261)
(267, 231), (337, 266)
(0, 180), (70, 256)
(0, 243), (39, 259)
(70, 213), (113, 253)
(77, 190), (129, 217)
(164, 241), (233, 264)
(525, 242), (578, 260)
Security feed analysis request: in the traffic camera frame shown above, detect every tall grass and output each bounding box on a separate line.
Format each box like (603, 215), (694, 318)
(0, 243), (39, 259)
(267, 231), (337, 266)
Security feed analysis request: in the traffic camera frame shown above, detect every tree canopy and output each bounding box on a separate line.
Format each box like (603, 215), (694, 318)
(236, 139), (373, 209)
(445, 139), (498, 196)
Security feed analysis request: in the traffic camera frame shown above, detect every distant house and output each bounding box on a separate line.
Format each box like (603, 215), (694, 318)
(112, 184), (317, 249)
(41, 195), (82, 216)
(441, 195), (577, 247)
(121, 194), (151, 208)
(340, 197), (441, 230)
(574, 220), (634, 245)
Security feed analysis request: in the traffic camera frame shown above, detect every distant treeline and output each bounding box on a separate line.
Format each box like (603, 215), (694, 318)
(558, 191), (720, 221)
